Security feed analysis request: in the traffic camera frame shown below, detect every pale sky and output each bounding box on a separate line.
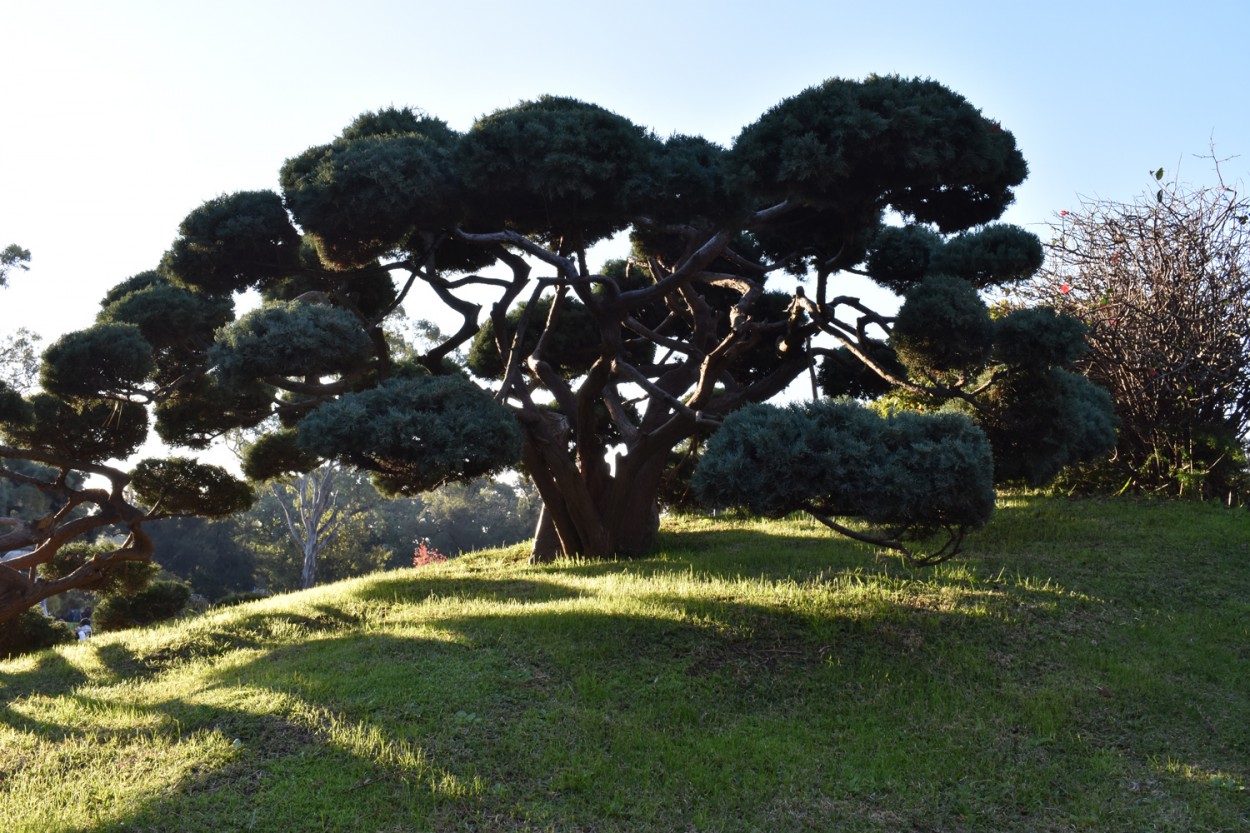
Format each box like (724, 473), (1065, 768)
(2, 0), (1248, 345)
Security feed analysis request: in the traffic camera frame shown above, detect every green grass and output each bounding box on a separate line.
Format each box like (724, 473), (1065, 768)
(1, 495), (1247, 832)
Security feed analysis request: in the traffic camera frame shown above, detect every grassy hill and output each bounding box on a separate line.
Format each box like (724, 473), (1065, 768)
(1, 495), (1247, 832)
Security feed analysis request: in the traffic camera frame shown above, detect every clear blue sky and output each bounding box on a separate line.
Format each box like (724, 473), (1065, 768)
(2, 0), (1248, 341)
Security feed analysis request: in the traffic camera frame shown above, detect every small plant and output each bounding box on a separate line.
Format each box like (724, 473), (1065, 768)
(413, 540), (448, 567)
(214, 590), (271, 608)
(0, 608), (75, 658)
(92, 580), (192, 632)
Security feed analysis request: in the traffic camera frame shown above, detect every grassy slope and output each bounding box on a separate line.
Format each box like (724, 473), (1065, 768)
(1, 495), (1247, 832)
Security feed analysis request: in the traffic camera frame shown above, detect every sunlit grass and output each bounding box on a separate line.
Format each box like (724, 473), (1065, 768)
(1, 495), (1247, 831)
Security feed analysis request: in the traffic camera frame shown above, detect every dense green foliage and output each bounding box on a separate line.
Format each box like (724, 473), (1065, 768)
(973, 368), (1119, 486)
(129, 458), (256, 517)
(458, 96), (656, 251)
(891, 274), (994, 374)
(160, 191), (302, 294)
(0, 607), (74, 658)
(210, 302), (375, 384)
(695, 401), (994, 562)
(296, 376), (523, 495)
(38, 323), (154, 399)
(4, 394), (149, 461)
(731, 77), (1027, 236)
(91, 579), (192, 632)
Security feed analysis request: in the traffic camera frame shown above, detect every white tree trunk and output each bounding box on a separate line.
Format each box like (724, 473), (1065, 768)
(273, 463), (348, 590)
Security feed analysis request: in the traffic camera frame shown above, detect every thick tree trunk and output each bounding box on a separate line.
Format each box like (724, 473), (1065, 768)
(300, 541), (317, 589)
(523, 425), (669, 562)
(527, 480), (662, 562)
(529, 505), (562, 564)
(603, 457), (665, 555)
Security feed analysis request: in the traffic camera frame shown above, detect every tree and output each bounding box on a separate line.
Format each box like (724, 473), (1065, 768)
(266, 461), (368, 589)
(0, 244), (30, 287)
(0, 328), (41, 393)
(143, 516), (258, 602)
(417, 477), (540, 556)
(0, 257), (253, 623)
(227, 463), (415, 592)
(1025, 164), (1250, 501)
(0, 244), (40, 405)
(695, 401), (997, 565)
(2, 77), (1114, 607)
(0, 446), (252, 623)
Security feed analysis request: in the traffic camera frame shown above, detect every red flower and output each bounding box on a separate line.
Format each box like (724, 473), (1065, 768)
(1059, 283), (1072, 294)
(1059, 210), (1069, 217)
(413, 541), (449, 567)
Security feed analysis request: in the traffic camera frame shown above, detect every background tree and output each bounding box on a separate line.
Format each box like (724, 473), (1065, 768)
(0, 244), (39, 456)
(417, 477), (540, 556)
(143, 516), (258, 602)
(1024, 164), (1250, 502)
(0, 244), (30, 287)
(9, 76), (1115, 603)
(0, 327), (41, 392)
(235, 474), (534, 590)
(145, 473), (533, 598)
(234, 461), (401, 590)
(263, 461), (363, 589)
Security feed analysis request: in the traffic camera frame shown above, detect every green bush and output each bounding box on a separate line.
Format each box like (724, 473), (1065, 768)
(93, 580), (192, 632)
(214, 590), (271, 609)
(0, 609), (76, 658)
(694, 399), (995, 537)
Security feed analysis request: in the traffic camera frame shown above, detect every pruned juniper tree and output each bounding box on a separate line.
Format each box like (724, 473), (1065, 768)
(0, 76), (1117, 623)
(0, 444), (253, 625)
(0, 260), (254, 625)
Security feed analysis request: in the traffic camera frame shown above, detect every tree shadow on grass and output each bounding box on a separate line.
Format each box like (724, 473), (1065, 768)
(13, 562), (1130, 832)
(0, 648), (92, 738)
(551, 525), (875, 584)
(351, 574), (587, 606)
(5, 501), (1247, 831)
(0, 577), (1011, 832)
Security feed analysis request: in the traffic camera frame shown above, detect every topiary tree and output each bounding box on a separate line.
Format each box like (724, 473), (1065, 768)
(2, 76), (1116, 597)
(1, 255), (254, 625)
